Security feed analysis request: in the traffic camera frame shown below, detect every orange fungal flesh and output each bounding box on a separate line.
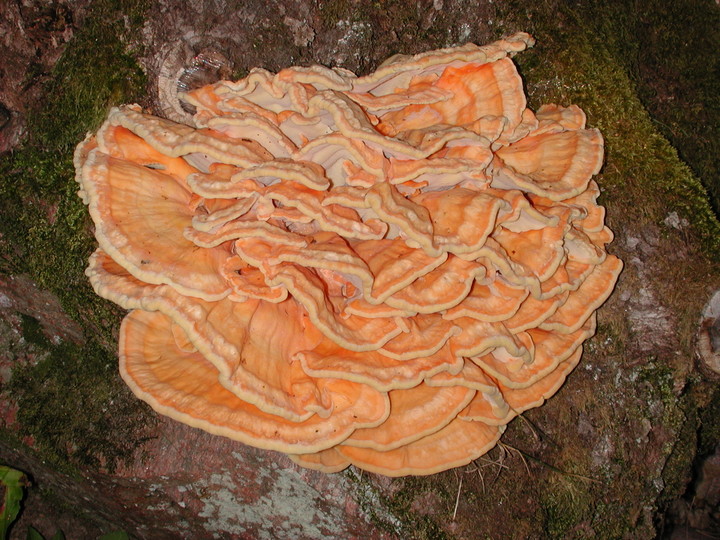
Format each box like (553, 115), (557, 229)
(77, 32), (621, 476)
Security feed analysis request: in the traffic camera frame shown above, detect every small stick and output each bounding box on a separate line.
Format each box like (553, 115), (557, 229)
(452, 473), (463, 521)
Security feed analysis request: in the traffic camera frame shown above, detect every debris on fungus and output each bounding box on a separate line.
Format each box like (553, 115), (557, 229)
(75, 32), (622, 476)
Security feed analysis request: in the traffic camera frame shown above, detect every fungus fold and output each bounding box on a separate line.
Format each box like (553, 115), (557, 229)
(77, 32), (622, 476)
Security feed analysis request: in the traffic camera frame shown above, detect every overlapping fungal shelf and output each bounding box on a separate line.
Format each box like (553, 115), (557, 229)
(75, 32), (622, 476)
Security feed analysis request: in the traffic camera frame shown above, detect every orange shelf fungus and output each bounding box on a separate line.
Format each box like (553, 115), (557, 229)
(76, 33), (622, 476)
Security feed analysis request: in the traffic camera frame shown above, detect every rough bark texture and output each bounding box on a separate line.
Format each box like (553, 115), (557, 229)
(1, 1), (719, 539)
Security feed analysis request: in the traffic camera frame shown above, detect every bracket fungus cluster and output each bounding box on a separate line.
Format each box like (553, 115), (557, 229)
(75, 33), (622, 476)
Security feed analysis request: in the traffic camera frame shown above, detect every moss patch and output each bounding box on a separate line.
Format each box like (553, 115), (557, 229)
(0, 0), (148, 318)
(697, 386), (720, 459)
(346, 469), (453, 539)
(20, 314), (51, 349)
(610, 0), (720, 216)
(7, 339), (154, 474)
(496, 0), (720, 259)
(0, 0), (154, 472)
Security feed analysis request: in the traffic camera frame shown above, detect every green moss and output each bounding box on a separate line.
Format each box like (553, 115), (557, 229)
(0, 0), (149, 318)
(587, 320), (628, 358)
(512, 436), (598, 538)
(28, 0), (148, 156)
(8, 335), (155, 474)
(0, 0), (153, 473)
(630, 361), (706, 514)
(540, 481), (593, 539)
(598, 0), (720, 215)
(20, 314), (51, 349)
(697, 386), (720, 458)
(345, 469), (452, 539)
(318, 0), (356, 28)
(589, 499), (635, 538)
(496, 1), (720, 259)
(659, 402), (696, 504)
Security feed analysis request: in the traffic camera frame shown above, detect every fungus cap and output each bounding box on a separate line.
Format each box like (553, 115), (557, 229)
(77, 32), (621, 476)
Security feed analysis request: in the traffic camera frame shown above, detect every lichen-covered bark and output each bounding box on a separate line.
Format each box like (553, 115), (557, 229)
(1, 1), (719, 538)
